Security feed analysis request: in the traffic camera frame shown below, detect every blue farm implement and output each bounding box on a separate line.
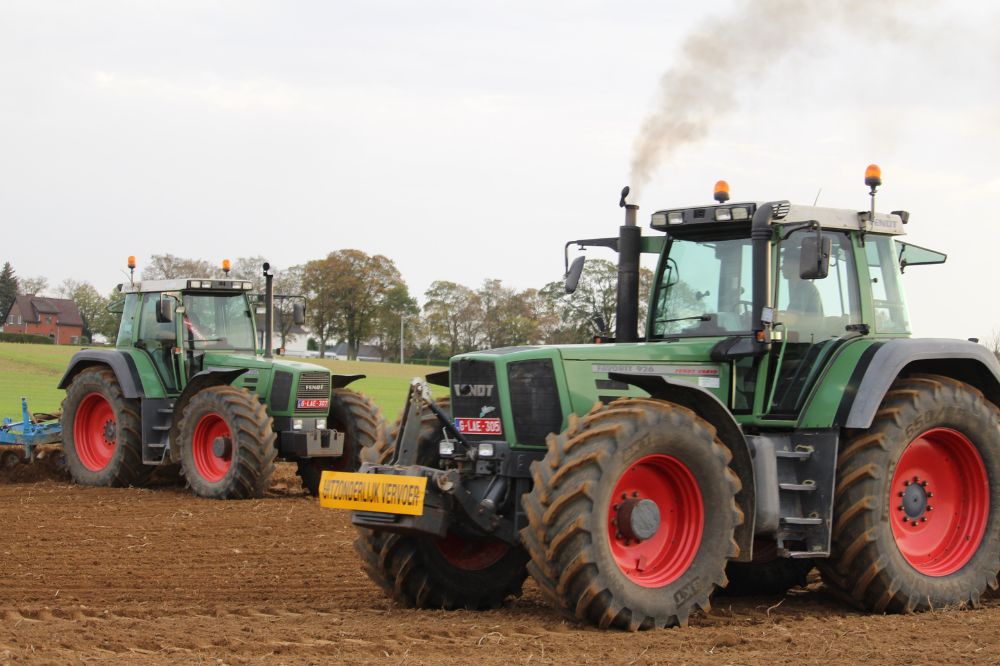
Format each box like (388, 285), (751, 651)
(0, 398), (62, 468)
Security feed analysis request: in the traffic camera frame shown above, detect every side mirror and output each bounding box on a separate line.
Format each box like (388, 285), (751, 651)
(156, 296), (175, 324)
(293, 302), (305, 326)
(799, 235), (831, 280)
(565, 256), (585, 294)
(591, 313), (608, 334)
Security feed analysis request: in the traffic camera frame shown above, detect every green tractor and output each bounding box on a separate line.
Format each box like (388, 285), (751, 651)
(322, 166), (1000, 629)
(58, 261), (382, 499)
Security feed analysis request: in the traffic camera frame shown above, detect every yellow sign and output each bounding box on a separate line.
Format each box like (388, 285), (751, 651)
(318, 471), (427, 516)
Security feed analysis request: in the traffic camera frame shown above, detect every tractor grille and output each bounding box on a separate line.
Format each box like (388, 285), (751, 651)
(295, 372), (331, 413)
(450, 359), (501, 442)
(507, 359), (562, 446)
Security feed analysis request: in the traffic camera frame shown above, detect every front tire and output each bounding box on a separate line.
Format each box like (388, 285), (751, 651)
(820, 374), (1000, 611)
(521, 398), (742, 630)
(177, 385), (277, 499)
(296, 388), (383, 496)
(61, 366), (151, 487)
(354, 398), (529, 609)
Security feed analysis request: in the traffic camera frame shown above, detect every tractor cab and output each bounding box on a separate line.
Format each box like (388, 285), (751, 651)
(118, 278), (260, 393)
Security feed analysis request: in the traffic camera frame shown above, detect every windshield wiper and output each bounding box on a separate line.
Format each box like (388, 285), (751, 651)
(655, 314), (712, 325)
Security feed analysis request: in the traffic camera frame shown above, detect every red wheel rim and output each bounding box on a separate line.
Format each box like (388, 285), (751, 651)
(890, 427), (989, 576)
(74, 393), (117, 472)
(191, 413), (233, 483)
(607, 454), (704, 588)
(435, 533), (509, 571)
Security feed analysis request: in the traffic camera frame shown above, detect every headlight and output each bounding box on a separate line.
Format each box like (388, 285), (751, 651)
(715, 208), (732, 222)
(316, 418), (327, 430)
(651, 212), (667, 227)
(477, 442), (495, 458)
(439, 440), (455, 457)
(292, 419), (303, 431)
(731, 206), (749, 220)
(667, 211), (684, 225)
(189, 280), (202, 288)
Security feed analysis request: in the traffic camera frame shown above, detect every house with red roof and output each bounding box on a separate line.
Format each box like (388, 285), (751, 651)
(3, 294), (85, 344)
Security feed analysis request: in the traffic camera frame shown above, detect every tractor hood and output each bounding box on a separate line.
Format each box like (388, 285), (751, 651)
(449, 338), (731, 449)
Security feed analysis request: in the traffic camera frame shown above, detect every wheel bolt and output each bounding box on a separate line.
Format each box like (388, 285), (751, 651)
(898, 492), (905, 497)
(904, 480), (911, 486)
(898, 505), (904, 511)
(621, 493), (627, 500)
(615, 531), (623, 539)
(911, 521), (918, 527)
(921, 517), (927, 522)
(921, 481), (928, 487)
(927, 492), (934, 498)
(611, 518), (618, 525)
(913, 476), (919, 482)
(613, 504), (620, 511)
(632, 491), (639, 498)
(927, 506), (934, 511)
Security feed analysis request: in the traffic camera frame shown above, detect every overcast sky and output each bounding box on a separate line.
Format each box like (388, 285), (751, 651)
(2, 1), (998, 340)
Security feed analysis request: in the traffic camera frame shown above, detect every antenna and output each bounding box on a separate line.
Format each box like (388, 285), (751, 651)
(813, 188), (822, 206)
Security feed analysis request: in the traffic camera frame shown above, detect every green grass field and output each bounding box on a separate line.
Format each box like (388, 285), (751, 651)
(0, 342), (444, 422)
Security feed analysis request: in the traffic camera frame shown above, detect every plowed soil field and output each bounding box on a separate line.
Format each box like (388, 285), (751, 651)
(1, 461), (998, 665)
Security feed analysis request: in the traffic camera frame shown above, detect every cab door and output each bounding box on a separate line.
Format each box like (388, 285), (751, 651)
(764, 230), (862, 416)
(137, 293), (182, 394)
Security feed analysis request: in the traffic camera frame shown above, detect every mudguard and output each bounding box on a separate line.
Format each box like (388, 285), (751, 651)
(843, 338), (1000, 429)
(608, 372), (757, 562)
(331, 374), (365, 389)
(57, 350), (144, 398)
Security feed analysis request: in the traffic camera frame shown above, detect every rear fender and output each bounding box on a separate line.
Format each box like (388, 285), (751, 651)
(58, 350), (144, 398)
(609, 372), (756, 562)
(843, 338), (1000, 429)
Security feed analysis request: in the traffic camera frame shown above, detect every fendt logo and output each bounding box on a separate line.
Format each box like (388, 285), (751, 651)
(303, 384), (326, 391)
(455, 384), (494, 397)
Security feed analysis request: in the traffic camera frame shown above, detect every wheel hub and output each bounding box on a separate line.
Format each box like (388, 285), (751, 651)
(102, 420), (116, 444)
(212, 436), (233, 458)
(900, 477), (931, 521)
(616, 497), (661, 543)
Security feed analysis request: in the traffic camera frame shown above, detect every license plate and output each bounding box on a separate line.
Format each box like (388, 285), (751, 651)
(454, 417), (502, 435)
(297, 398), (329, 409)
(318, 471), (427, 516)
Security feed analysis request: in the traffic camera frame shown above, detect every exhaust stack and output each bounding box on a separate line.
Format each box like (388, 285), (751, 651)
(263, 262), (274, 358)
(615, 186), (641, 343)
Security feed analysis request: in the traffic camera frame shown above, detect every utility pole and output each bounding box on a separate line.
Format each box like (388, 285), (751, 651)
(399, 315), (406, 365)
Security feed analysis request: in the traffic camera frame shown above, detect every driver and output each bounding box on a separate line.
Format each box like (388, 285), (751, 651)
(781, 242), (823, 318)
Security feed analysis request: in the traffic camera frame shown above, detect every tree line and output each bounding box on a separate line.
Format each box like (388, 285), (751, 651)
(0, 252), (651, 360)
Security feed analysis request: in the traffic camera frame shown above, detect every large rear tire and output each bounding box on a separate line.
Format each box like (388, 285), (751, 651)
(521, 398), (742, 630)
(61, 366), (151, 488)
(354, 398), (529, 609)
(819, 374), (1000, 611)
(296, 388), (383, 496)
(177, 385), (277, 499)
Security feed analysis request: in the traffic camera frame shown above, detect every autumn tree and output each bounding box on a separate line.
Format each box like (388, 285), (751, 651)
(142, 254), (216, 280)
(301, 250), (406, 360)
(274, 264), (305, 348)
(539, 259), (652, 343)
(477, 279), (541, 348)
(19, 275), (48, 296)
(370, 283), (419, 361)
(423, 281), (483, 356)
